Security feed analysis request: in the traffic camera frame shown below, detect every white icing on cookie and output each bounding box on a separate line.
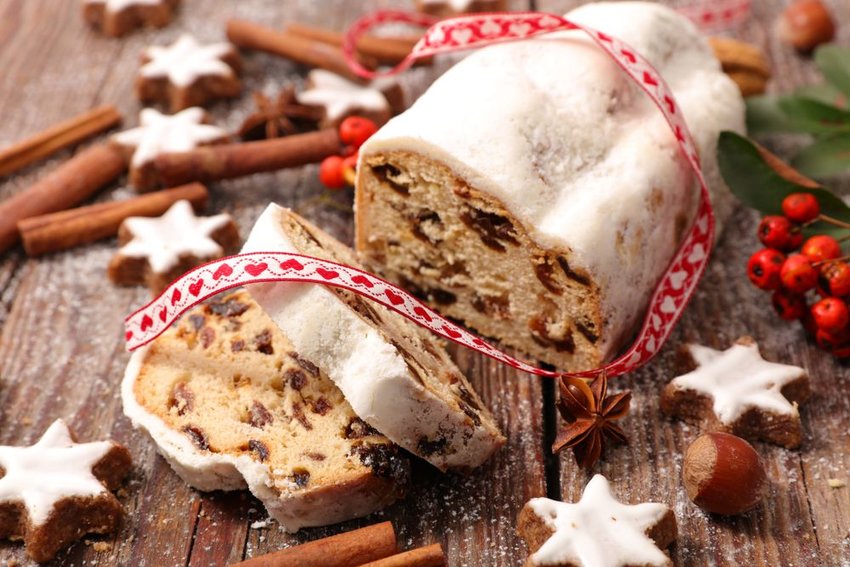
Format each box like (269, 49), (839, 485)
(84, 0), (164, 11)
(0, 420), (116, 527)
(140, 34), (236, 88)
(296, 70), (390, 122)
(112, 107), (227, 168)
(670, 341), (806, 424)
(528, 475), (672, 567)
(119, 200), (233, 273)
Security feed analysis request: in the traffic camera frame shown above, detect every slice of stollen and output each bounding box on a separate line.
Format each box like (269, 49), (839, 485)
(122, 290), (409, 532)
(241, 204), (505, 472)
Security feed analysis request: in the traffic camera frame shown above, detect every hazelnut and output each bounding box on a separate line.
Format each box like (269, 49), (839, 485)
(777, 0), (836, 53)
(683, 432), (766, 515)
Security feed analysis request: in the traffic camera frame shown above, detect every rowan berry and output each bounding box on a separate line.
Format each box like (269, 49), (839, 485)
(772, 289), (808, 320)
(801, 235), (841, 263)
(319, 155), (345, 189)
(747, 249), (785, 290)
(811, 297), (850, 333)
(781, 192), (820, 223)
(818, 261), (850, 297)
(339, 116), (378, 149)
(758, 216), (796, 250)
(780, 254), (818, 293)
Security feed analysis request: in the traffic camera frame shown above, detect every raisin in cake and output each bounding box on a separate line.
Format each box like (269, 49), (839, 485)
(355, 1), (746, 371)
(122, 290), (409, 531)
(242, 204), (505, 472)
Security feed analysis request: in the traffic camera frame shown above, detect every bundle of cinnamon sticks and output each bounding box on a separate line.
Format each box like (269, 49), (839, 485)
(231, 521), (445, 567)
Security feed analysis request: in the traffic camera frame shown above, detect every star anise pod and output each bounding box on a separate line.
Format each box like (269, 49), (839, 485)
(552, 372), (631, 469)
(237, 87), (324, 141)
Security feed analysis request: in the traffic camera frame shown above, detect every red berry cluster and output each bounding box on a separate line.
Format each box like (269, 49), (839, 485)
(747, 193), (850, 357)
(318, 116), (379, 190)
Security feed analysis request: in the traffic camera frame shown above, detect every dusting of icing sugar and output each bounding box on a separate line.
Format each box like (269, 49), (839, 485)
(0, 420), (115, 526)
(119, 200), (232, 273)
(84, 0), (164, 10)
(670, 341), (806, 424)
(140, 34), (236, 88)
(528, 475), (672, 567)
(111, 107), (227, 168)
(296, 70), (389, 122)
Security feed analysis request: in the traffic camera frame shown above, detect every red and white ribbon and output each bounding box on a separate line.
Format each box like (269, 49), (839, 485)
(126, 11), (717, 379)
(678, 0), (752, 32)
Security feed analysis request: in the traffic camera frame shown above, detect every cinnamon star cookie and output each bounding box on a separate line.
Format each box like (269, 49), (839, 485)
(660, 336), (811, 448)
(136, 34), (242, 112)
(0, 420), (132, 562)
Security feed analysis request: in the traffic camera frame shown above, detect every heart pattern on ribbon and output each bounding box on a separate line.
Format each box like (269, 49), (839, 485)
(124, 6), (737, 379)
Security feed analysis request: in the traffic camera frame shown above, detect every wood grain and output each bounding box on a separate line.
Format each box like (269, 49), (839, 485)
(0, 0), (848, 565)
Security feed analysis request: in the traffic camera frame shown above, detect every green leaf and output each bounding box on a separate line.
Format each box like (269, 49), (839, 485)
(794, 83), (849, 109)
(716, 131), (850, 236)
(815, 45), (850, 98)
(792, 133), (850, 178)
(746, 95), (850, 134)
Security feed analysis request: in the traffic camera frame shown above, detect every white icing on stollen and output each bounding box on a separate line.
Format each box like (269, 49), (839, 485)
(360, 2), (746, 360)
(527, 475), (672, 567)
(84, 0), (164, 11)
(297, 70), (390, 122)
(119, 199), (232, 274)
(112, 107), (227, 168)
(0, 420), (115, 526)
(140, 34), (236, 88)
(670, 341), (807, 424)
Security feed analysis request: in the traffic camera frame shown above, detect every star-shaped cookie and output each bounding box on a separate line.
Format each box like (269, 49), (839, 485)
(136, 34), (241, 112)
(111, 108), (228, 191)
(0, 420), (132, 562)
(296, 69), (394, 128)
(107, 199), (240, 294)
(518, 475), (676, 567)
(82, 0), (179, 38)
(661, 336), (811, 448)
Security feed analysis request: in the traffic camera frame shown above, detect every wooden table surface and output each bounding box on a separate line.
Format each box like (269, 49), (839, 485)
(0, 0), (848, 565)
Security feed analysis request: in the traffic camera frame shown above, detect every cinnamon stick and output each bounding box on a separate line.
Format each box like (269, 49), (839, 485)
(284, 22), (423, 66)
(0, 105), (122, 177)
(18, 183), (208, 257)
(153, 128), (340, 186)
(357, 543), (446, 567)
(231, 521), (397, 567)
(227, 20), (369, 82)
(0, 143), (126, 254)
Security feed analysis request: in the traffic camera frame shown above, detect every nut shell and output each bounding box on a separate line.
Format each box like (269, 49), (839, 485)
(777, 0), (836, 53)
(683, 432), (766, 515)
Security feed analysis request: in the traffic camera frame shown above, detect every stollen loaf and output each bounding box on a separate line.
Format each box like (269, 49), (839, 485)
(354, 1), (745, 371)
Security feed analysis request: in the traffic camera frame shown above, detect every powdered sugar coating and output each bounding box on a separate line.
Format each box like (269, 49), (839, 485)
(360, 2), (745, 360)
(527, 475), (672, 567)
(140, 34), (236, 88)
(296, 69), (390, 122)
(669, 341), (807, 424)
(0, 420), (117, 526)
(111, 107), (227, 168)
(118, 200), (232, 273)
